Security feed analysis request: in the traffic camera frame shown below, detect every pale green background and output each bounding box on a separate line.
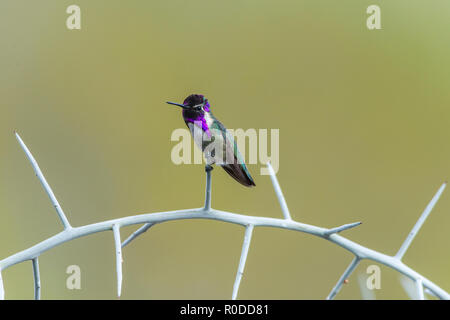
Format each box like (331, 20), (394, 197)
(1, 1), (449, 299)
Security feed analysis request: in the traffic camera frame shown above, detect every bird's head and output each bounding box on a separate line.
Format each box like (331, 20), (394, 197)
(167, 94), (211, 116)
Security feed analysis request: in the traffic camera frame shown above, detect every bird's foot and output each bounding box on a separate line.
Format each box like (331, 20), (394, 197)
(205, 164), (214, 172)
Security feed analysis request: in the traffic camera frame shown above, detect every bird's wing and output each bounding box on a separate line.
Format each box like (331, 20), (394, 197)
(210, 119), (256, 187)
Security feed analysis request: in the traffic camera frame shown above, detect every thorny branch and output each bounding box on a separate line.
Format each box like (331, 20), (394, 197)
(0, 132), (448, 300)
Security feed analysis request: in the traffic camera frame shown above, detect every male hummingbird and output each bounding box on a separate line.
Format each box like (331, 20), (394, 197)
(167, 94), (256, 187)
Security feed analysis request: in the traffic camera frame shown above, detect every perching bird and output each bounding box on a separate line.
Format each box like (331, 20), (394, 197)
(167, 94), (256, 187)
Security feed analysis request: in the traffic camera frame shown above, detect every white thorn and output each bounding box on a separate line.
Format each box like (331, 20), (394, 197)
(396, 182), (446, 259)
(267, 162), (291, 220)
(112, 224), (123, 298)
(232, 225), (254, 300)
(15, 132), (71, 229)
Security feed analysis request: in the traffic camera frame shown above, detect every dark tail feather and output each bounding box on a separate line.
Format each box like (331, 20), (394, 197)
(221, 164), (256, 187)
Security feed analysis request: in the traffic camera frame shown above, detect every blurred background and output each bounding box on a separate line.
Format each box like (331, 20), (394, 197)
(1, 0), (450, 299)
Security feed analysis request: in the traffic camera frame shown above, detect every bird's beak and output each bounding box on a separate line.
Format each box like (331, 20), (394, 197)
(166, 101), (188, 109)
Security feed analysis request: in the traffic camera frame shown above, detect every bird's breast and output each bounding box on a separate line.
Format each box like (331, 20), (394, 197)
(183, 112), (215, 139)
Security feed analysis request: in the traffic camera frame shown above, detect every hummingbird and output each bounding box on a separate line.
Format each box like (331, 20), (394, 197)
(167, 94), (256, 187)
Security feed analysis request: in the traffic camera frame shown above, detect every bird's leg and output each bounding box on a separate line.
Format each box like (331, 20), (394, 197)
(204, 164), (213, 211)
